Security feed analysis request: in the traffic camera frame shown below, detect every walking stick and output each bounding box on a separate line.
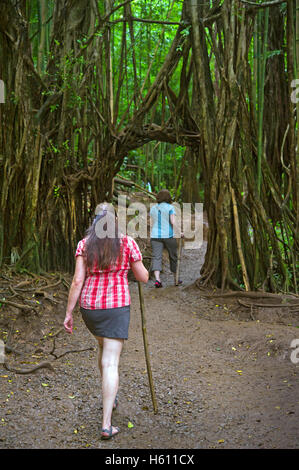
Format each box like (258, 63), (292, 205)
(137, 281), (158, 414)
(175, 237), (183, 286)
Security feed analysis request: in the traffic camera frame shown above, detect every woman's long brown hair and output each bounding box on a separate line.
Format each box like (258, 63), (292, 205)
(84, 210), (122, 271)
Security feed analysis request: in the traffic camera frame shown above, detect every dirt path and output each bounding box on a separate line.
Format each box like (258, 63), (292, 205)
(0, 238), (298, 450)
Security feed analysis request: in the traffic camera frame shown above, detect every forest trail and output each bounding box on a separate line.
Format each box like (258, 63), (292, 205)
(0, 235), (298, 449)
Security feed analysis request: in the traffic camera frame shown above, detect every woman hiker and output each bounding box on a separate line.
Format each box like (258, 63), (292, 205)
(64, 205), (148, 440)
(150, 189), (183, 288)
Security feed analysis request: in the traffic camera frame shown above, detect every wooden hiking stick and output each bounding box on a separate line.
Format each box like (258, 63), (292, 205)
(175, 237), (183, 286)
(137, 281), (158, 414)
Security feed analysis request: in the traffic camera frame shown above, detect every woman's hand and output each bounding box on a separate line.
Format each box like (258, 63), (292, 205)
(64, 313), (73, 334)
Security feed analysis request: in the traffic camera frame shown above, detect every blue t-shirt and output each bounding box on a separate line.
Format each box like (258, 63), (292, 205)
(150, 202), (175, 238)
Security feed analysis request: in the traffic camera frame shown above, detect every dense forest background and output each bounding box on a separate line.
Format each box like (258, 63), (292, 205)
(0, 0), (298, 294)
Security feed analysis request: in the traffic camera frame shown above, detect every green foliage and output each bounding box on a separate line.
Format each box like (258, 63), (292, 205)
(118, 143), (188, 196)
(13, 0), (296, 288)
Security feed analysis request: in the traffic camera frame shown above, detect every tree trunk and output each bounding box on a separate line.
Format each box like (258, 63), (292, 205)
(0, 0), (43, 271)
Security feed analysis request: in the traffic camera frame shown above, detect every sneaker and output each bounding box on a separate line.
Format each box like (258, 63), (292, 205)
(154, 280), (163, 288)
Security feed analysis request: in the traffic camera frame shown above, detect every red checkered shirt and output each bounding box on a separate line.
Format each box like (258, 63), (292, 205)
(75, 235), (142, 310)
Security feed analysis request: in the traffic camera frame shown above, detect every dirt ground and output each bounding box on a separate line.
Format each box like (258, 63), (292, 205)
(0, 235), (298, 450)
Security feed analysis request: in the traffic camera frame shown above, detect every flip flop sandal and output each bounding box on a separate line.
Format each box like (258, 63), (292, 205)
(101, 426), (120, 440)
(154, 280), (163, 288)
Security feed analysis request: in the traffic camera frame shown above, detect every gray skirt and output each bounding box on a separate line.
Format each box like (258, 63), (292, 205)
(80, 305), (130, 340)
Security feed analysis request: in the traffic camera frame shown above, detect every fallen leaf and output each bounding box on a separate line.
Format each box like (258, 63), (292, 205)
(218, 439), (225, 443)
(41, 383), (49, 387)
(128, 421), (134, 429)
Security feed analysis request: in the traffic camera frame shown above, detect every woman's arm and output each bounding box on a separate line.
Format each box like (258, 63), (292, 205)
(64, 256), (86, 334)
(131, 260), (149, 283)
(170, 213), (175, 227)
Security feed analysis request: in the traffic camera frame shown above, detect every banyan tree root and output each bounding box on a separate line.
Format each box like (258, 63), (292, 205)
(0, 271), (67, 316)
(203, 291), (298, 301)
(2, 347), (95, 374)
(237, 300), (299, 309)
(202, 290), (299, 310)
(3, 361), (55, 375)
(2, 336), (95, 375)
(49, 336), (95, 360)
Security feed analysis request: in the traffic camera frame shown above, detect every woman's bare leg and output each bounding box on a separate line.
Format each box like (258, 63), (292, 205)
(97, 337), (103, 376)
(96, 337), (123, 433)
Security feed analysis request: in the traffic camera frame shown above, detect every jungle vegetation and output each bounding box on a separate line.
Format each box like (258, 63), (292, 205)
(0, 0), (298, 294)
